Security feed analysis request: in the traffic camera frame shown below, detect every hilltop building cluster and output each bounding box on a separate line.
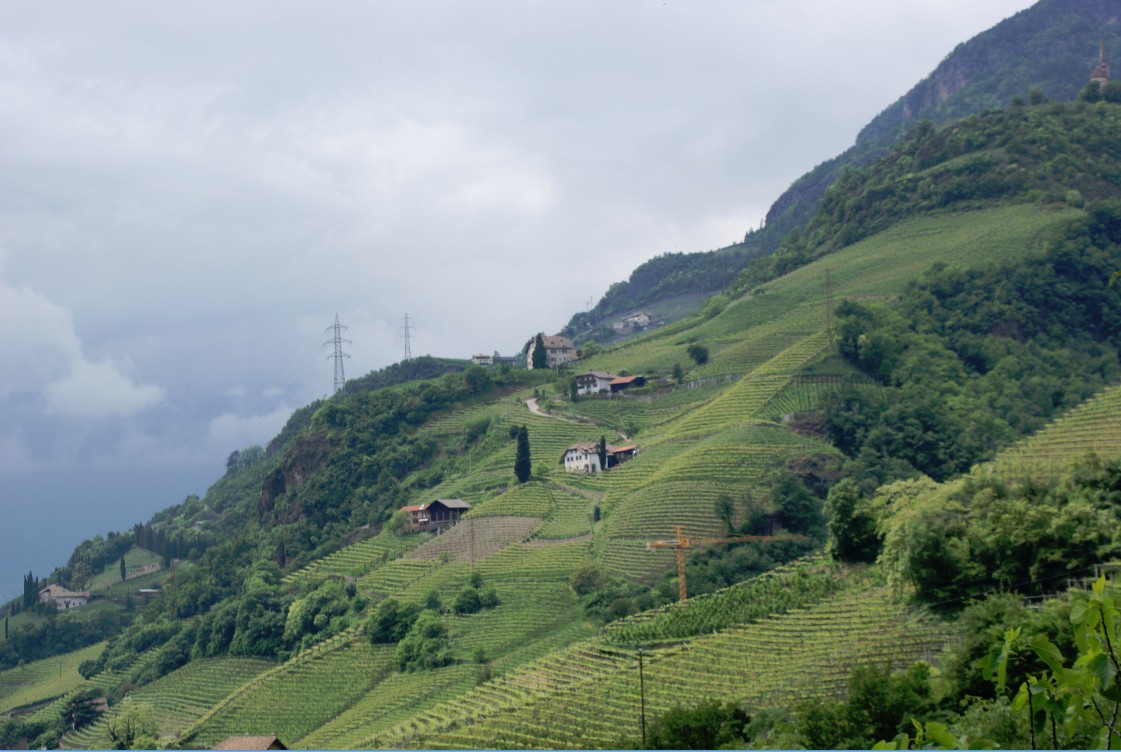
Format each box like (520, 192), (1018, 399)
(470, 310), (659, 369)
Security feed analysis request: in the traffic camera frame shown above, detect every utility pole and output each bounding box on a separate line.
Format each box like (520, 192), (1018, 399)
(324, 314), (351, 394)
(637, 648), (647, 746)
(823, 268), (834, 339)
(400, 313), (415, 361)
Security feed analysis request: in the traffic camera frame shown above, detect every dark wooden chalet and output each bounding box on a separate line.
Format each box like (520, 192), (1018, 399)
(400, 499), (471, 531)
(609, 375), (646, 393)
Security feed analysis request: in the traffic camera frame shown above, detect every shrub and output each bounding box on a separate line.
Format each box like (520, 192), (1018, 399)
(686, 344), (709, 366)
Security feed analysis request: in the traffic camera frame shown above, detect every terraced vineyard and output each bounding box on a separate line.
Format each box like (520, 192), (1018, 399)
(602, 558), (840, 644)
(365, 578), (950, 750)
(357, 558), (442, 598)
(181, 633), (395, 748)
(596, 422), (833, 581)
(404, 517), (541, 563)
(0, 642), (106, 714)
(60, 657), (273, 749)
(283, 529), (429, 588)
(986, 382), (1121, 479)
(297, 664), (479, 749)
(469, 483), (554, 519)
(665, 332), (831, 438)
(760, 374), (859, 421)
(533, 486), (596, 540)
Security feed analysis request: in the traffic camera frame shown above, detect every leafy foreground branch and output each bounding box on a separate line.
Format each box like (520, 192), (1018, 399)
(877, 575), (1120, 750)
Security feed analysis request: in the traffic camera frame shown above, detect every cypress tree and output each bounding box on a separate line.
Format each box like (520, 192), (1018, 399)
(531, 333), (547, 370)
(23, 571), (36, 608)
(597, 435), (607, 472)
(120, 555), (127, 582)
(514, 425), (531, 483)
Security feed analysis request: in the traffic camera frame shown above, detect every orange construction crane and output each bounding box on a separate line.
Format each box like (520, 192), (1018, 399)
(646, 525), (807, 601)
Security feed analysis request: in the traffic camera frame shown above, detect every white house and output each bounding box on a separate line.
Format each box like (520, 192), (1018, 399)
(575, 371), (618, 395)
(470, 353), (494, 366)
(561, 441), (604, 473)
(561, 440), (641, 473)
(38, 584), (90, 610)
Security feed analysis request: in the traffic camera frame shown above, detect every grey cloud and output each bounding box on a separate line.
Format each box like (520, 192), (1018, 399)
(0, 0), (1035, 595)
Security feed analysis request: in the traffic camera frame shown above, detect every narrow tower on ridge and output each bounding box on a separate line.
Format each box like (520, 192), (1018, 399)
(1091, 38), (1110, 88)
(400, 313), (415, 361)
(325, 314), (351, 394)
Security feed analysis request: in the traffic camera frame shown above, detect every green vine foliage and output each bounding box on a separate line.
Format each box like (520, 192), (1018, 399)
(876, 576), (1120, 749)
(997, 576), (1121, 750)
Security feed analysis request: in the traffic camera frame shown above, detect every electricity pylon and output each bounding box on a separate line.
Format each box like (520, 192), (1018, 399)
(324, 314), (351, 394)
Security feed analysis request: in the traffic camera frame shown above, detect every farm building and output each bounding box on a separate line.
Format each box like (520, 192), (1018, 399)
(613, 311), (654, 333)
(473, 353), (518, 367)
(38, 584), (90, 610)
(609, 375), (646, 393)
(560, 441), (640, 473)
(575, 371), (618, 395)
(524, 335), (578, 370)
(400, 499), (471, 531)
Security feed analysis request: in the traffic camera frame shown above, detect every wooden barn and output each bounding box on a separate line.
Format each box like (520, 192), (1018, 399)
(400, 499), (471, 531)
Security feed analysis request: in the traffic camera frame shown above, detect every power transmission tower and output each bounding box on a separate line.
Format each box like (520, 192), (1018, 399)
(324, 314), (351, 394)
(400, 313), (415, 361)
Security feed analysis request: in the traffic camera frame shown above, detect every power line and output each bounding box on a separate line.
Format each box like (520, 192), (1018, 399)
(324, 313), (351, 394)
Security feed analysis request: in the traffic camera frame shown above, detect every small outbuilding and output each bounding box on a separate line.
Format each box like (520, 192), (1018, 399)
(400, 499), (471, 531)
(609, 375), (646, 393)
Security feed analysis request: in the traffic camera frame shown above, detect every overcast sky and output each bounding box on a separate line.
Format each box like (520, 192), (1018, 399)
(0, 0), (1035, 599)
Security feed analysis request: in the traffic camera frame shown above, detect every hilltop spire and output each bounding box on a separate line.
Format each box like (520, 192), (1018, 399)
(1091, 38), (1110, 88)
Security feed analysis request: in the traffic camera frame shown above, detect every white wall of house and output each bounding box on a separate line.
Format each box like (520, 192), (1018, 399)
(563, 447), (602, 473)
(575, 373), (616, 395)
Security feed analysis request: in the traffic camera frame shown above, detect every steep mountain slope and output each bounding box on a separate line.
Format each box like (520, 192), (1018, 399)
(565, 1), (1120, 342)
(750, 0), (1121, 255)
(4, 100), (1121, 749)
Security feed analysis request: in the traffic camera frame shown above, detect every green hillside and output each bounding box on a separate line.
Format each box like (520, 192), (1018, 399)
(4, 98), (1121, 749)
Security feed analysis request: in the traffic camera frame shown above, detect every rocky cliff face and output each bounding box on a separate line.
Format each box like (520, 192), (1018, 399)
(747, 0), (1121, 254)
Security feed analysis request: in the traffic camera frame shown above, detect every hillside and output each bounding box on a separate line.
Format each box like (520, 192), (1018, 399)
(748, 0), (1121, 256)
(564, 1), (1121, 343)
(3, 100), (1121, 749)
